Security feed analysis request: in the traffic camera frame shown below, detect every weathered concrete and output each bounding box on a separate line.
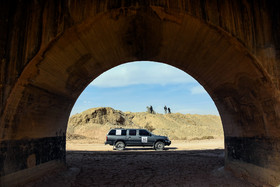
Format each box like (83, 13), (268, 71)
(0, 0), (279, 186)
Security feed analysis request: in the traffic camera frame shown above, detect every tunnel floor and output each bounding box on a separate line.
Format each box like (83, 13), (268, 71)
(25, 149), (254, 186)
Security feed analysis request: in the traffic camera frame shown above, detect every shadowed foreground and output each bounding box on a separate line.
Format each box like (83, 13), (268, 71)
(26, 149), (254, 186)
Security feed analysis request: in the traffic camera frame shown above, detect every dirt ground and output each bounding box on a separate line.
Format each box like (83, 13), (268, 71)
(66, 139), (225, 151)
(25, 139), (254, 187)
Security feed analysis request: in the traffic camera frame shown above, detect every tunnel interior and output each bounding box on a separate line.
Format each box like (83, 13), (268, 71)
(1, 1), (280, 186)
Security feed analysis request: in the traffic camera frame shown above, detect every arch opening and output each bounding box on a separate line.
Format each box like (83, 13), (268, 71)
(67, 61), (223, 147)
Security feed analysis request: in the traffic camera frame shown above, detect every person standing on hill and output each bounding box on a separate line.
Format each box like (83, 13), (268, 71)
(150, 105), (154, 114)
(168, 107), (171, 114)
(164, 105), (167, 114)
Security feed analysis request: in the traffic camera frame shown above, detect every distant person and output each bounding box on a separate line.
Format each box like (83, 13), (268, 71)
(164, 106), (167, 114)
(150, 105), (154, 114)
(168, 107), (171, 114)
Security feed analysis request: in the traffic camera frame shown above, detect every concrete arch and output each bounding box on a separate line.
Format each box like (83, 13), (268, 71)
(1, 1), (280, 186)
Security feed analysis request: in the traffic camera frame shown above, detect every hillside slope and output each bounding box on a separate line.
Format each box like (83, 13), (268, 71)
(67, 107), (223, 143)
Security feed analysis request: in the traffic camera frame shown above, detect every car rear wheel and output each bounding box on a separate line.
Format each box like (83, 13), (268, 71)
(114, 141), (125, 151)
(154, 141), (165, 150)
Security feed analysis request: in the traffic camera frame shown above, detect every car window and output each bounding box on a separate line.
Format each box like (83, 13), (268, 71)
(108, 130), (116, 135)
(139, 130), (150, 136)
(114, 129), (127, 136)
(129, 130), (136, 136)
(121, 130), (127, 135)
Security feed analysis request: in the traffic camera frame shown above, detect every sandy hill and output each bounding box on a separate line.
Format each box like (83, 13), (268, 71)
(67, 107), (224, 143)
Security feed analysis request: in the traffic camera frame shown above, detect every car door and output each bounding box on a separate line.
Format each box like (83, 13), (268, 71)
(126, 129), (142, 146)
(139, 129), (153, 146)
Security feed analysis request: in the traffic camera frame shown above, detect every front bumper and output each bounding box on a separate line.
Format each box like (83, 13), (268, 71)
(164, 140), (171, 146)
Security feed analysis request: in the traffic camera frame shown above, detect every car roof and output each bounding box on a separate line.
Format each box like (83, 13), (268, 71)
(110, 128), (148, 130)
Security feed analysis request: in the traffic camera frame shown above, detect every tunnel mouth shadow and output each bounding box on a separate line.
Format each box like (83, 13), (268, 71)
(66, 148), (224, 156)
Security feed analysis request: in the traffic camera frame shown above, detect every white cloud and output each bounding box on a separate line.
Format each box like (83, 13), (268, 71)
(190, 85), (207, 95)
(90, 61), (196, 87)
(82, 100), (92, 104)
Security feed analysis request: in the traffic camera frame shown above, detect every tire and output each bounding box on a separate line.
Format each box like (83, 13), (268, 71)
(114, 141), (125, 151)
(154, 141), (165, 151)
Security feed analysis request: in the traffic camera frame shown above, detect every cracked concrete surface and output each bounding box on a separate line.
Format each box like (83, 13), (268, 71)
(26, 150), (254, 187)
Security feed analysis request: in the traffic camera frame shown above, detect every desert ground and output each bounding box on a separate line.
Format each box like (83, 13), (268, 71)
(25, 139), (254, 187)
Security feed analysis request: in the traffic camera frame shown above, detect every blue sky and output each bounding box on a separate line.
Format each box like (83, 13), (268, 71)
(70, 61), (219, 116)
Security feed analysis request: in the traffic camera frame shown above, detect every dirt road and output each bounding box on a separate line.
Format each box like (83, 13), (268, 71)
(66, 139), (225, 151)
(26, 139), (254, 186)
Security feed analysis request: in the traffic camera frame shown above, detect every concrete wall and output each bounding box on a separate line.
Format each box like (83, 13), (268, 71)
(0, 0), (280, 186)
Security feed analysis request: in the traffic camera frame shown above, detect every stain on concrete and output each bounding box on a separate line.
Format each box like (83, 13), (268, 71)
(213, 75), (278, 135)
(123, 7), (162, 59)
(226, 136), (280, 171)
(0, 136), (65, 176)
(26, 154), (36, 168)
(66, 53), (93, 94)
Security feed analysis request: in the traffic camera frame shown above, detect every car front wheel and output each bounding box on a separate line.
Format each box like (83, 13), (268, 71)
(154, 141), (165, 151)
(114, 141), (125, 151)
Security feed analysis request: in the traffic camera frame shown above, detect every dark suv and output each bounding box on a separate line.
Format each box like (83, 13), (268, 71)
(105, 128), (171, 150)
